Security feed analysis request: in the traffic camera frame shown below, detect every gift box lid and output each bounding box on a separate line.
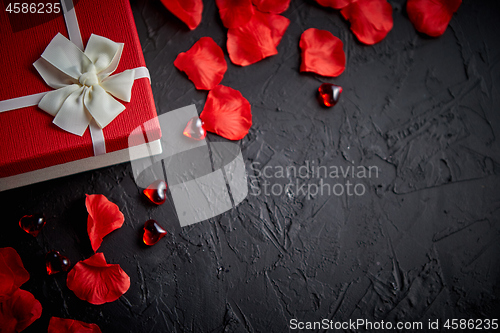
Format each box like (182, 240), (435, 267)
(0, 0), (161, 179)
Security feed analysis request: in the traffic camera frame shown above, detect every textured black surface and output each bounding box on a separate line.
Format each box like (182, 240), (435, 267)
(2, 0), (500, 332)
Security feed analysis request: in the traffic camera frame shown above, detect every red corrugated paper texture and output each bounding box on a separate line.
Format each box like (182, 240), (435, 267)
(0, 0), (161, 178)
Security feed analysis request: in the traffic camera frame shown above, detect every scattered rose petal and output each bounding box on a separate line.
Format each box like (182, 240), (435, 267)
(0, 247), (30, 302)
(216, 0), (254, 28)
(160, 0), (203, 30)
(341, 0), (393, 45)
(299, 28), (346, 77)
(48, 317), (102, 333)
(174, 37), (227, 90)
(255, 10), (290, 47)
(200, 85), (252, 140)
(0, 289), (42, 333)
(407, 0), (461, 37)
(252, 0), (291, 14)
(227, 11), (290, 66)
(314, 0), (351, 9)
(86, 195), (125, 253)
(67, 253), (130, 305)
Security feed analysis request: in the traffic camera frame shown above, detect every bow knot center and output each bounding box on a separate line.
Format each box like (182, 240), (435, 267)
(79, 67), (99, 87)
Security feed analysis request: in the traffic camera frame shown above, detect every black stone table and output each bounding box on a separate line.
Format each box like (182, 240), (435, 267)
(1, 0), (499, 332)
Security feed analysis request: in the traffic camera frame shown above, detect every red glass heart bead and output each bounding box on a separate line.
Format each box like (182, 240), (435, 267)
(143, 220), (167, 246)
(45, 250), (71, 275)
(143, 180), (168, 205)
(19, 214), (46, 237)
(183, 116), (206, 140)
(318, 83), (342, 107)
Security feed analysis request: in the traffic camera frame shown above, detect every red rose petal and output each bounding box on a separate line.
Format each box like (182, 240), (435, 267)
(407, 0), (461, 37)
(86, 195), (125, 253)
(160, 0), (203, 30)
(227, 11), (290, 66)
(67, 253), (130, 305)
(0, 289), (42, 332)
(174, 37), (227, 90)
(314, 0), (352, 9)
(299, 28), (346, 77)
(48, 317), (102, 333)
(341, 0), (393, 45)
(0, 247), (30, 302)
(200, 85), (252, 140)
(252, 0), (291, 14)
(216, 0), (254, 28)
(255, 10), (290, 48)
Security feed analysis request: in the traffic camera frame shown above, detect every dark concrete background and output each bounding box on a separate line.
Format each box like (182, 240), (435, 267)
(1, 0), (500, 332)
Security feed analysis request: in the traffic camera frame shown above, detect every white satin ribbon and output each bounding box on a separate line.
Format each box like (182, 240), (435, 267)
(60, 0), (83, 50)
(0, 92), (46, 112)
(0, 0), (151, 156)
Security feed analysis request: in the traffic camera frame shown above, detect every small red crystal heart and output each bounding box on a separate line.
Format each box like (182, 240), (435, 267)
(318, 83), (342, 107)
(143, 220), (167, 246)
(143, 180), (168, 205)
(183, 116), (207, 141)
(45, 250), (71, 275)
(19, 214), (46, 237)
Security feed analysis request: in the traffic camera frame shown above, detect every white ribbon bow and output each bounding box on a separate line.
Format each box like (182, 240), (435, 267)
(34, 33), (135, 136)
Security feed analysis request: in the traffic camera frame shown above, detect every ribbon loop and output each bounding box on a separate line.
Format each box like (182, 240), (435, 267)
(84, 34), (123, 75)
(52, 86), (92, 136)
(38, 33), (92, 81)
(101, 69), (135, 102)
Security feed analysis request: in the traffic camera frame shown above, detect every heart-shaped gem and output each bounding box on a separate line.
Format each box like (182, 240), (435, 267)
(143, 220), (167, 246)
(19, 214), (46, 237)
(143, 180), (168, 205)
(318, 83), (342, 107)
(183, 116), (206, 141)
(45, 250), (71, 275)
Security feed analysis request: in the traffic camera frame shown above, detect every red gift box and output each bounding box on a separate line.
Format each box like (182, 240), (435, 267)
(0, 0), (161, 191)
